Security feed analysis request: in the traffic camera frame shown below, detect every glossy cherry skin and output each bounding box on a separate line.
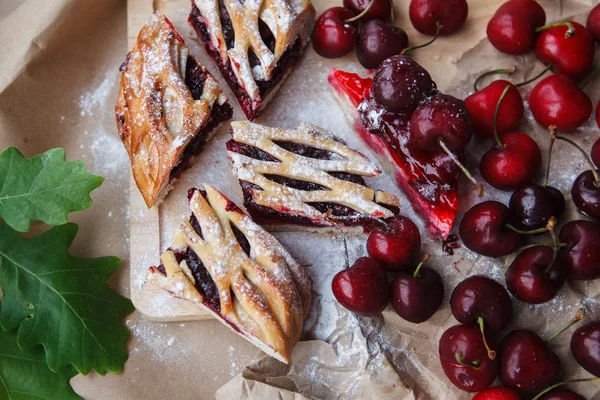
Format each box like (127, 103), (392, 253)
(439, 324), (498, 392)
(410, 93), (473, 152)
(344, 0), (393, 21)
(480, 132), (542, 191)
(450, 276), (513, 331)
(464, 80), (524, 138)
(372, 55), (437, 113)
(487, 0), (546, 55)
(592, 138), (600, 167)
(391, 267), (444, 323)
(472, 387), (522, 400)
(558, 220), (600, 280)
(505, 246), (567, 304)
(570, 320), (600, 377)
(589, 4), (600, 43)
(498, 330), (561, 395)
(538, 388), (586, 400)
(572, 170), (600, 220)
(331, 257), (390, 316)
(367, 215), (421, 270)
(534, 21), (595, 80)
(409, 0), (468, 36)
(460, 201), (520, 258)
(312, 7), (358, 58)
(357, 20), (409, 70)
(508, 184), (565, 231)
(529, 74), (593, 131)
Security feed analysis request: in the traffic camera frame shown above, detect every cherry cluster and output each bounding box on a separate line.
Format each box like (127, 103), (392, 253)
(312, 0), (468, 69)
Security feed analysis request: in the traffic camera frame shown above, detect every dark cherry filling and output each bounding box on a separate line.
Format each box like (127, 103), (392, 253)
(189, 2), (304, 120)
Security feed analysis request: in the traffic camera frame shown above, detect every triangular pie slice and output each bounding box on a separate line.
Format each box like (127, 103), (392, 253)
(328, 70), (461, 239)
(226, 121), (401, 231)
(116, 13), (233, 208)
(189, 0), (316, 121)
(146, 184), (311, 363)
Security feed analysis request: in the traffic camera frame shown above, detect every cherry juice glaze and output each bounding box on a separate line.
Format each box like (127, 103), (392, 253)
(329, 69), (460, 238)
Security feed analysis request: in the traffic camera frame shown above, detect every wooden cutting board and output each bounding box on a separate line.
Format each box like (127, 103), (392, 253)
(127, 0), (507, 321)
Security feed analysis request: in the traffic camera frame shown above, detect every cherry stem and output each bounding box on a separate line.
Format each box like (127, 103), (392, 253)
(477, 316), (497, 360)
(546, 307), (586, 344)
(413, 254), (431, 278)
(493, 85), (511, 149)
(535, 21), (575, 38)
(345, 0), (376, 23)
(505, 222), (552, 235)
(401, 21), (441, 54)
(531, 378), (600, 400)
(517, 242), (569, 252)
(552, 128), (600, 186)
(473, 66), (517, 92)
(515, 63), (553, 87)
(544, 130), (556, 187)
(454, 351), (481, 369)
(438, 139), (484, 196)
(544, 216), (559, 275)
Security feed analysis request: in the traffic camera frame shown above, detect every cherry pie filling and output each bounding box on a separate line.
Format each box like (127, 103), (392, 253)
(189, 1), (304, 120)
(329, 70), (461, 237)
(226, 139), (400, 228)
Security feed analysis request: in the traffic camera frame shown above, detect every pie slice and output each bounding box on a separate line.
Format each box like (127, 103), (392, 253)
(328, 70), (460, 239)
(146, 184), (311, 363)
(116, 12), (233, 208)
(189, 0), (316, 121)
(226, 121), (401, 231)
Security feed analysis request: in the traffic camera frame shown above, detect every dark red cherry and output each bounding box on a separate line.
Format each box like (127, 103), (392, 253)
(371, 55), (437, 113)
(464, 80), (524, 138)
(529, 74), (593, 131)
(410, 93), (473, 152)
(439, 324), (498, 392)
(480, 132), (542, 191)
(558, 220), (600, 280)
(409, 0), (468, 36)
(592, 138), (600, 167)
(487, 0), (546, 55)
(344, 0), (392, 21)
(357, 20), (409, 70)
(588, 4), (600, 43)
(534, 21), (596, 80)
(505, 246), (567, 304)
(472, 387), (522, 400)
(571, 320), (600, 377)
(331, 257), (390, 316)
(312, 7), (358, 58)
(508, 184), (565, 231)
(572, 170), (600, 220)
(498, 330), (561, 395)
(459, 201), (520, 258)
(538, 388), (586, 400)
(390, 256), (444, 323)
(366, 215), (421, 270)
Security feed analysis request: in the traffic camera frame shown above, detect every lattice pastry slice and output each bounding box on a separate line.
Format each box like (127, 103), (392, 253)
(146, 184), (311, 363)
(226, 121), (402, 230)
(116, 13), (233, 208)
(189, 0), (316, 121)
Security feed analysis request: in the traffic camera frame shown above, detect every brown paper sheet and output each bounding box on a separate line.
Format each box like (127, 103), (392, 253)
(1, 0), (599, 399)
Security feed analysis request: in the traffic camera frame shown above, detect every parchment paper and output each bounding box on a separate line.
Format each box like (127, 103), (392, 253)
(1, 0), (599, 399)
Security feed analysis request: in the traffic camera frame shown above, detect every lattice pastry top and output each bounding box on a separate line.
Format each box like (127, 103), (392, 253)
(227, 121), (401, 227)
(193, 0), (315, 101)
(116, 12), (228, 208)
(146, 184), (311, 363)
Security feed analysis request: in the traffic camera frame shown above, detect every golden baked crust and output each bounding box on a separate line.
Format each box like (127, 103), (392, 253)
(146, 184), (311, 363)
(116, 13), (228, 208)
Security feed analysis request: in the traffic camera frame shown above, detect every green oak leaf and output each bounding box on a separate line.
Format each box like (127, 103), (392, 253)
(0, 329), (81, 400)
(0, 147), (103, 232)
(0, 223), (134, 375)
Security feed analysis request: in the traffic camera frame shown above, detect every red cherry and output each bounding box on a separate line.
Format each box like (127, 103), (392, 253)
(465, 80), (524, 138)
(589, 4), (600, 43)
(312, 7), (358, 58)
(366, 215), (421, 270)
(535, 21), (596, 79)
(409, 0), (468, 36)
(357, 20), (409, 70)
(472, 387), (522, 400)
(331, 257), (390, 316)
(538, 388), (586, 400)
(592, 137), (600, 167)
(558, 220), (600, 280)
(487, 0), (546, 55)
(529, 74), (593, 131)
(571, 320), (600, 377)
(480, 132), (542, 191)
(597, 99), (600, 128)
(343, 0), (392, 21)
